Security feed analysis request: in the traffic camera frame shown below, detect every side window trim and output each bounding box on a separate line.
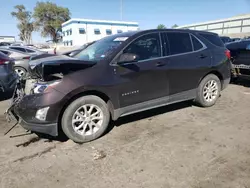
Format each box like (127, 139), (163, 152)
(190, 33), (207, 52)
(189, 34), (194, 51)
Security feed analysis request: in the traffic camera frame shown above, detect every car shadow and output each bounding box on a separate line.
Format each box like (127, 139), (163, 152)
(109, 100), (193, 130)
(230, 78), (250, 87)
(0, 92), (13, 102)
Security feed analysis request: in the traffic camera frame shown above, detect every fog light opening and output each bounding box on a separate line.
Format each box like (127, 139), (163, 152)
(35, 107), (50, 121)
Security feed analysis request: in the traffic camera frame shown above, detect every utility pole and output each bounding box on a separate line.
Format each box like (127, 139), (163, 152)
(120, 0), (123, 20)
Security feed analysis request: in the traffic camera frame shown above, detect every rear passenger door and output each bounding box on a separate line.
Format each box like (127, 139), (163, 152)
(162, 32), (211, 97)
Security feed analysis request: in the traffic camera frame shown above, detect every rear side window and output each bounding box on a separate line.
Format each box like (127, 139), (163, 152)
(26, 48), (35, 53)
(10, 47), (26, 52)
(167, 32), (192, 55)
(0, 50), (10, 56)
(191, 35), (203, 51)
(199, 33), (224, 47)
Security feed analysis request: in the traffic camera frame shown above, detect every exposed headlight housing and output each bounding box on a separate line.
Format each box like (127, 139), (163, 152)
(33, 81), (61, 94)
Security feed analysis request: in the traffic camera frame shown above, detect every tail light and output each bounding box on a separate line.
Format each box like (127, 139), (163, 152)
(0, 59), (7, 65)
(225, 49), (231, 59)
(23, 56), (30, 60)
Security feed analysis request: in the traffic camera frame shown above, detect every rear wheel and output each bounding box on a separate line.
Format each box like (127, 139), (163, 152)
(14, 67), (27, 79)
(195, 74), (221, 107)
(61, 95), (110, 143)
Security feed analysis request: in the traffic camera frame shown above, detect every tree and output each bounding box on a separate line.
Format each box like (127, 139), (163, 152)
(171, 24), (178, 29)
(33, 1), (71, 43)
(11, 5), (34, 44)
(157, 24), (167, 29)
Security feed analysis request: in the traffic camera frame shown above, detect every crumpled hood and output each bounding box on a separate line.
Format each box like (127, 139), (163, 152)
(29, 55), (96, 81)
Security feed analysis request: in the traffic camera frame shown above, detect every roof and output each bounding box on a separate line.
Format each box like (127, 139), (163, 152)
(177, 13), (250, 28)
(62, 18), (139, 27)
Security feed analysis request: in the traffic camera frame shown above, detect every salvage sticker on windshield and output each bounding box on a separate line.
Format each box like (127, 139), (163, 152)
(113, 37), (128, 42)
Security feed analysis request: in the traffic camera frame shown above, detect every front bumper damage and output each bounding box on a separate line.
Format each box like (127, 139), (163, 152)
(5, 79), (59, 136)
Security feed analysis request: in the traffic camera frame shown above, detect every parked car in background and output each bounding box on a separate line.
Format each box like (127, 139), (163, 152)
(2, 46), (47, 55)
(220, 36), (232, 44)
(0, 42), (11, 46)
(0, 52), (17, 93)
(0, 48), (31, 78)
(226, 39), (250, 79)
(62, 41), (96, 57)
(231, 38), (241, 42)
(7, 29), (231, 143)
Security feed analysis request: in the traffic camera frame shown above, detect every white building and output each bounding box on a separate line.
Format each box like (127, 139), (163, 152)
(0, 36), (15, 43)
(62, 18), (139, 46)
(177, 14), (250, 38)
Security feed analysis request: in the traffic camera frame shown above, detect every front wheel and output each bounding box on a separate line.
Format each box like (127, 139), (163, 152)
(61, 95), (110, 143)
(195, 74), (221, 107)
(14, 67), (27, 79)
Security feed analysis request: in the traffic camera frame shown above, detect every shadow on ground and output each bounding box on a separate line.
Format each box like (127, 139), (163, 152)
(230, 78), (250, 87)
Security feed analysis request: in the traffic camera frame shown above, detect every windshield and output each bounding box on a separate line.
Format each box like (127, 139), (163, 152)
(74, 35), (129, 61)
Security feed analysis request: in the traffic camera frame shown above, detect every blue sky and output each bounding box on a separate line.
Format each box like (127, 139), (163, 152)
(1, 0), (250, 42)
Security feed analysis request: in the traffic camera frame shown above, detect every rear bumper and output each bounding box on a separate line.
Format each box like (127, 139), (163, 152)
(0, 73), (18, 93)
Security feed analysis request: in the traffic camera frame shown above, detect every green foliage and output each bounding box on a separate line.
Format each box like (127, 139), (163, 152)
(11, 5), (34, 43)
(157, 24), (167, 29)
(171, 24), (178, 28)
(33, 1), (71, 43)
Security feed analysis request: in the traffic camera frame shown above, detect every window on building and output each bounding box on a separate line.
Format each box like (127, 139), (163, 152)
(69, 40), (73, 46)
(117, 30), (123, 33)
(94, 29), (101, 35)
(191, 35), (204, 51)
(167, 32), (192, 55)
(79, 28), (86, 34)
(106, 29), (112, 35)
(69, 29), (72, 35)
(123, 33), (161, 61)
(63, 31), (65, 36)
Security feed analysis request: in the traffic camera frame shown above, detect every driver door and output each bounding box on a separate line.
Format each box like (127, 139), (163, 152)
(115, 32), (169, 108)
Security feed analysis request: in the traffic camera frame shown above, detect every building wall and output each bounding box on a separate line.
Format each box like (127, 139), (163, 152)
(0, 36), (15, 43)
(62, 19), (139, 47)
(177, 14), (250, 38)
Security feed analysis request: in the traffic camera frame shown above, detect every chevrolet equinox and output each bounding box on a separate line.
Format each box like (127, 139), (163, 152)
(7, 29), (231, 143)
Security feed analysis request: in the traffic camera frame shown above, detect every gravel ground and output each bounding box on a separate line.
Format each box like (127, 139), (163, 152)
(0, 82), (250, 188)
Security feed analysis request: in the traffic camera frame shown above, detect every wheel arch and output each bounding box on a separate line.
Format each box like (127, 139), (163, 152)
(198, 70), (223, 88)
(58, 90), (116, 128)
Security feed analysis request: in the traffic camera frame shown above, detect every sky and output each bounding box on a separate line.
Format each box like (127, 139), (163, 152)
(1, 0), (250, 43)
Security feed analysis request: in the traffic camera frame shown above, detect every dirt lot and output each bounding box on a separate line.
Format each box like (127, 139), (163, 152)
(0, 82), (250, 188)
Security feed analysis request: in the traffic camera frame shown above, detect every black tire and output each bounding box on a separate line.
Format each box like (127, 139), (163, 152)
(195, 74), (221, 107)
(61, 95), (110, 143)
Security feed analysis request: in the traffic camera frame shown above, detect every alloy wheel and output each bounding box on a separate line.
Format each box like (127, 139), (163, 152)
(203, 80), (219, 102)
(15, 68), (26, 78)
(72, 104), (104, 136)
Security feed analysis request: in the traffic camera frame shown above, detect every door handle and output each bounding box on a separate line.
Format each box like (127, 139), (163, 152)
(199, 54), (207, 59)
(155, 62), (166, 67)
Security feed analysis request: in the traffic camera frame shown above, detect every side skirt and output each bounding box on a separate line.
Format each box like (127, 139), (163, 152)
(113, 89), (196, 120)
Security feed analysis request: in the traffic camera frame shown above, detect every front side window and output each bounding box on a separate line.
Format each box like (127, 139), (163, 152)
(167, 32), (192, 55)
(191, 35), (203, 51)
(123, 33), (161, 61)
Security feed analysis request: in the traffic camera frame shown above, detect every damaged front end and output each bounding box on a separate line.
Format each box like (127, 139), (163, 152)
(5, 56), (96, 135)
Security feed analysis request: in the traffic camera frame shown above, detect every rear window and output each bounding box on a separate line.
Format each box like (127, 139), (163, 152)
(0, 50), (10, 56)
(0, 51), (9, 59)
(10, 47), (27, 52)
(199, 33), (224, 47)
(167, 32), (192, 55)
(26, 48), (35, 53)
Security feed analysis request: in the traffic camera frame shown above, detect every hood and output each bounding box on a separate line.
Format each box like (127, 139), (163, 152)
(29, 55), (96, 81)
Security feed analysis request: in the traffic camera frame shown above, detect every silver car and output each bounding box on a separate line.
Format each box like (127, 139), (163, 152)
(2, 46), (47, 56)
(0, 48), (30, 78)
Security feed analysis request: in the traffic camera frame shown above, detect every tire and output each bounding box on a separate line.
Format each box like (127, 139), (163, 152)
(14, 67), (27, 79)
(61, 95), (110, 143)
(195, 74), (221, 107)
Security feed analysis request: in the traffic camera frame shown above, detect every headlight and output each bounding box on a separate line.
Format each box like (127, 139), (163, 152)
(33, 81), (61, 94)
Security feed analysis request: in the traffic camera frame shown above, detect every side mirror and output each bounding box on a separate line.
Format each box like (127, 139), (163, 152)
(117, 53), (139, 65)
